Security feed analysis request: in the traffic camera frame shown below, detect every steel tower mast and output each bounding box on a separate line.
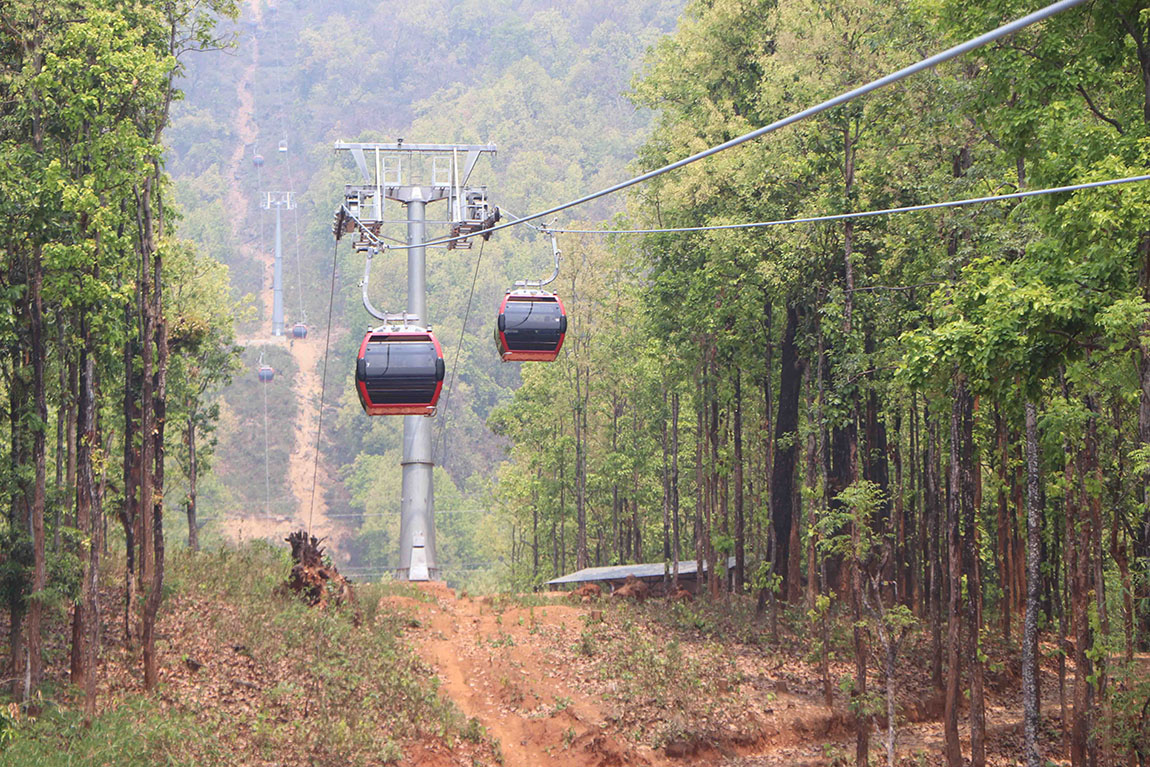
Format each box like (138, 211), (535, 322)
(333, 141), (496, 580)
(262, 191), (294, 336)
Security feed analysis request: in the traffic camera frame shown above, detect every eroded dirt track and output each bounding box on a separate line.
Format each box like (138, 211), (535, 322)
(217, 0), (344, 557)
(404, 586), (662, 767)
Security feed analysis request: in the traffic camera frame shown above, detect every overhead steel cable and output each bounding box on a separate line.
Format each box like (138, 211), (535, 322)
(307, 238), (341, 535)
(436, 239), (486, 464)
(363, 0), (1087, 252)
(543, 174), (1150, 235)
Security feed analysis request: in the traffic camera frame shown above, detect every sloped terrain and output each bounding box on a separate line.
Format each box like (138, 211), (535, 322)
(394, 586), (1077, 767)
(1, 547), (496, 767)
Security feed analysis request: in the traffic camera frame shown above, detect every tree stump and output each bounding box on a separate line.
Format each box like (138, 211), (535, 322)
(284, 531), (353, 608)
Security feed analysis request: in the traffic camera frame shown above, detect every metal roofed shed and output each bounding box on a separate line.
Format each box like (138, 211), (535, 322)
(544, 557), (736, 595)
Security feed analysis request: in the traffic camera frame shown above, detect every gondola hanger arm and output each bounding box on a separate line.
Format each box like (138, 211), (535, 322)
(514, 228), (561, 289)
(359, 246), (423, 328)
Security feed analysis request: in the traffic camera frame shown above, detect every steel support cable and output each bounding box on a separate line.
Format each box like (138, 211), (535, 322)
(307, 238), (341, 535)
(363, 0), (1086, 253)
(544, 174), (1150, 235)
(436, 239), (485, 465)
(265, 4), (306, 323)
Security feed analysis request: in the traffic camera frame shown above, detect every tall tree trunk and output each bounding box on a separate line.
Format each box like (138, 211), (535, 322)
(1022, 399), (1043, 767)
(66, 355), (77, 526)
(771, 305), (801, 597)
(54, 318), (65, 554)
(909, 394), (921, 615)
(961, 388), (985, 767)
(893, 413), (906, 604)
(574, 362), (588, 570)
(944, 380), (964, 767)
(803, 361), (820, 611)
(925, 406), (943, 690)
(662, 387), (672, 580)
(671, 391), (681, 587)
(143, 246), (168, 691)
(695, 374), (705, 587)
(26, 247), (47, 695)
(1068, 448), (1090, 767)
(77, 317), (100, 721)
(9, 322), (29, 700)
(852, 518), (869, 767)
(734, 371), (745, 591)
(708, 355), (719, 595)
(138, 211), (155, 601)
(996, 407), (1012, 642)
(186, 414), (199, 552)
(122, 327), (139, 647)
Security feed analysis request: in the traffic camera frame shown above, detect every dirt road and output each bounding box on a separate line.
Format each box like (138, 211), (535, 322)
(217, 0), (345, 558)
(404, 586), (661, 767)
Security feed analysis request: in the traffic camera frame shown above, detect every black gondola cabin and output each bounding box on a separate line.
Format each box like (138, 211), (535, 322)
(355, 329), (445, 416)
(292, 322), (308, 339)
(495, 291), (566, 362)
(258, 365), (274, 383)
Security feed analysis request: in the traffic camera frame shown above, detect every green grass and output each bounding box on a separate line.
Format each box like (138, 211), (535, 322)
(0, 698), (226, 766)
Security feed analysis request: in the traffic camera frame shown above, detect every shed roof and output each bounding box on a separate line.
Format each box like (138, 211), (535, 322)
(545, 557), (735, 586)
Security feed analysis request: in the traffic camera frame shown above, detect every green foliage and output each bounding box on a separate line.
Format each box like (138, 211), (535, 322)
(592, 613), (742, 747)
(0, 698), (226, 766)
(1099, 658), (1150, 761)
(821, 480), (886, 562)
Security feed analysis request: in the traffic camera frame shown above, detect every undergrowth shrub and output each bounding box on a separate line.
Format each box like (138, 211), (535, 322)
(171, 545), (472, 765)
(1, 543), (484, 766)
(0, 698), (224, 766)
(592, 611), (743, 747)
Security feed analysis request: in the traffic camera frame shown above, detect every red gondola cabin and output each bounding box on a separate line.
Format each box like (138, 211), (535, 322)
(355, 329), (445, 416)
(495, 291), (567, 362)
(292, 322), (308, 339)
(258, 365), (274, 383)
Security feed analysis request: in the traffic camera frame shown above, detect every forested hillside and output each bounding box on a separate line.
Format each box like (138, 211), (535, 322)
(487, 0), (1150, 764)
(166, 0), (687, 574)
(4, 0), (1150, 764)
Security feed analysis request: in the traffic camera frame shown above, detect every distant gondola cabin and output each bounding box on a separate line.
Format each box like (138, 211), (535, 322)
(495, 291), (566, 362)
(258, 365), (274, 383)
(292, 322), (308, 339)
(355, 329), (445, 416)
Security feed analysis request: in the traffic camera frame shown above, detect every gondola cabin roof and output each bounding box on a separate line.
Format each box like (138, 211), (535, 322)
(496, 291), (566, 362)
(355, 329), (445, 417)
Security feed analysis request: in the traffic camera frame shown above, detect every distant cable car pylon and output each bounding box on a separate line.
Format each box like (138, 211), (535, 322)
(496, 230), (566, 362)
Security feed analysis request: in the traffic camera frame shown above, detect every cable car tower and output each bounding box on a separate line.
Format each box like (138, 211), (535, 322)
(262, 191), (294, 336)
(332, 140), (497, 581)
